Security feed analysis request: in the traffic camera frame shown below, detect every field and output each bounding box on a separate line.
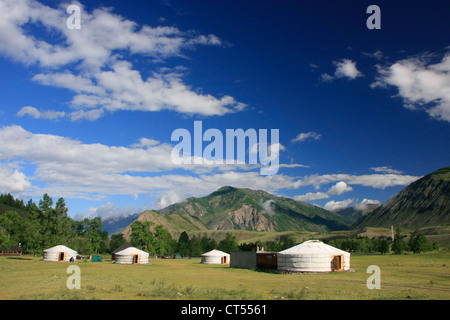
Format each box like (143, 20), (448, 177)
(1, 252), (449, 300)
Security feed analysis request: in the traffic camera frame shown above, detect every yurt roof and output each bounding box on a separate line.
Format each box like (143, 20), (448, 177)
(43, 245), (77, 253)
(279, 240), (349, 255)
(201, 249), (229, 256)
(114, 246), (149, 256)
(112, 242), (132, 254)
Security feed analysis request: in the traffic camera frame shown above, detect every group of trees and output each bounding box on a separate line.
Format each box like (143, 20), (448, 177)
(391, 228), (439, 254)
(0, 193), (107, 256)
(327, 228), (439, 254)
(238, 236), (297, 252)
(124, 220), (241, 257)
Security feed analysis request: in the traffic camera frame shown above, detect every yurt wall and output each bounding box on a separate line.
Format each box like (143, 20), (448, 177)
(43, 245), (77, 262)
(277, 240), (350, 273)
(114, 247), (149, 264)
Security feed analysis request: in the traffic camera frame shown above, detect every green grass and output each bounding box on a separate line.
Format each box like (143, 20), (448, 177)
(1, 252), (449, 300)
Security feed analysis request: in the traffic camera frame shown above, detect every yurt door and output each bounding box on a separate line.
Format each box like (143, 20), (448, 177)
(331, 255), (343, 271)
(222, 256), (227, 264)
(58, 252), (65, 262)
(132, 254), (140, 264)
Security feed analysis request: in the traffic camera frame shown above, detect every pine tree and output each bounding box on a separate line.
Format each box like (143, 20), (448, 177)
(392, 228), (407, 254)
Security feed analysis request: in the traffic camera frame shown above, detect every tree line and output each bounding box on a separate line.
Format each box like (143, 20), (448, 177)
(327, 228), (439, 254)
(0, 193), (108, 255)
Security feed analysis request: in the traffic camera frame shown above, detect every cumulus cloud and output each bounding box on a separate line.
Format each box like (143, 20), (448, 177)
(328, 181), (353, 195)
(334, 59), (363, 79)
(152, 188), (191, 210)
(372, 51), (450, 122)
(294, 181), (352, 202)
(0, 164), (31, 194)
(0, 0), (245, 119)
(324, 199), (354, 211)
(321, 59), (363, 82)
(74, 202), (137, 220)
(353, 198), (381, 211)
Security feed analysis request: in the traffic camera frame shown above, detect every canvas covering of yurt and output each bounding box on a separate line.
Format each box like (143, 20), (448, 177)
(201, 249), (230, 264)
(277, 240), (350, 272)
(113, 247), (149, 264)
(43, 245), (77, 262)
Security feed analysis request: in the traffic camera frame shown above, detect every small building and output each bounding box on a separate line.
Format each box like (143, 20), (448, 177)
(114, 246), (149, 264)
(230, 251), (277, 270)
(277, 240), (350, 273)
(43, 245), (78, 262)
(201, 249), (230, 264)
(0, 245), (22, 256)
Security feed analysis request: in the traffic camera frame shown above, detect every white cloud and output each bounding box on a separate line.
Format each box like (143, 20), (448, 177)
(294, 181), (352, 202)
(17, 106), (65, 120)
(261, 199), (276, 215)
(301, 173), (419, 189)
(324, 199), (354, 211)
(131, 138), (160, 149)
(152, 188), (189, 210)
(370, 166), (403, 174)
(321, 59), (363, 82)
(294, 191), (329, 202)
(0, 0), (245, 119)
(74, 202), (137, 220)
(328, 181), (353, 195)
(0, 164), (31, 194)
(362, 50), (384, 61)
(0, 125), (421, 215)
(373, 51), (450, 122)
(278, 163), (310, 169)
(334, 59), (363, 79)
(292, 131), (321, 143)
(353, 198), (381, 211)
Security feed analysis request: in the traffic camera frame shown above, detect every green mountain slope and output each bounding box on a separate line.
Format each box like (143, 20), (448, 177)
(351, 166), (450, 229)
(121, 209), (209, 240)
(158, 186), (351, 232)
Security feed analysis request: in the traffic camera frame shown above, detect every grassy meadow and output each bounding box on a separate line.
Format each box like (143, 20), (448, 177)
(1, 252), (449, 300)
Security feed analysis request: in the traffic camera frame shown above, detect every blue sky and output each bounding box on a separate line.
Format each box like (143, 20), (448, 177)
(0, 0), (449, 220)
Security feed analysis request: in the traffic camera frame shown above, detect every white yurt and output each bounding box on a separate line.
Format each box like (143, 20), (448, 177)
(201, 249), (230, 264)
(277, 240), (350, 273)
(114, 247), (149, 264)
(43, 245), (78, 262)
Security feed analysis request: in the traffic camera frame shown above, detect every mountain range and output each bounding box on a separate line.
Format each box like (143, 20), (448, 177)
(351, 166), (450, 229)
(104, 166), (450, 237)
(112, 186), (354, 239)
